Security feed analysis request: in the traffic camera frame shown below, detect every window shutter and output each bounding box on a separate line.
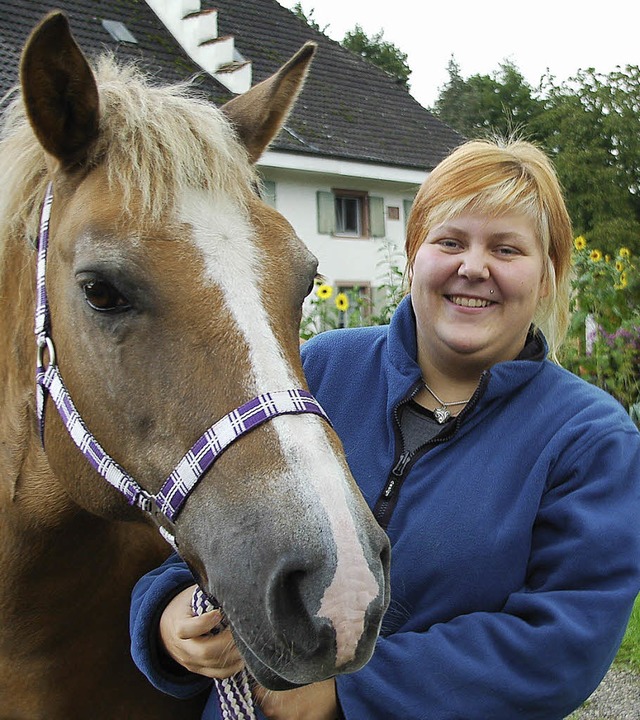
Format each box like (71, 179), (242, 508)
(317, 191), (335, 234)
(403, 199), (414, 230)
(369, 196), (385, 237)
(261, 180), (277, 208)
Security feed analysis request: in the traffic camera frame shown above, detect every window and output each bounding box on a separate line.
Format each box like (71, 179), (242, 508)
(336, 194), (362, 235)
(317, 190), (385, 238)
(101, 19), (138, 44)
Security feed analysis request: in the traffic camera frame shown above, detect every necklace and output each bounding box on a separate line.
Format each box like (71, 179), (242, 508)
(423, 382), (471, 424)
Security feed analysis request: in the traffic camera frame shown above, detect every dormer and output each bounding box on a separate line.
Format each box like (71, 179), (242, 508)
(145, 0), (251, 94)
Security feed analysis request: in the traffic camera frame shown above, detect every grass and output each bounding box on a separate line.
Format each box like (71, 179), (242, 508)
(615, 593), (640, 670)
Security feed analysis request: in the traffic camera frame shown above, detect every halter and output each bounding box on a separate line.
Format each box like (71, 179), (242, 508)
(34, 182), (331, 529)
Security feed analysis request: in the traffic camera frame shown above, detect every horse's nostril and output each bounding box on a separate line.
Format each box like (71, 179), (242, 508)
(266, 557), (332, 648)
(274, 567), (308, 620)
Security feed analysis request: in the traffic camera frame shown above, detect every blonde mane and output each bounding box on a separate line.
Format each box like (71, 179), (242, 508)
(0, 54), (257, 250)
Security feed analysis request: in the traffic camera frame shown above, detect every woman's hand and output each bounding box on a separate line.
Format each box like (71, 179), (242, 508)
(254, 678), (339, 720)
(158, 584), (245, 679)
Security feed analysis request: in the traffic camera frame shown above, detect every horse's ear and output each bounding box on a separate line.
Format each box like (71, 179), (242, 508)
(20, 11), (99, 169)
(221, 42), (316, 164)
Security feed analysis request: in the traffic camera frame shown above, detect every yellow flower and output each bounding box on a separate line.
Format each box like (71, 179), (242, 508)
(605, 254), (611, 263)
(615, 272), (628, 290)
(619, 247), (631, 258)
(589, 249), (603, 263)
(574, 236), (587, 251)
(335, 292), (349, 312)
(316, 284), (333, 300)
(616, 260), (624, 272)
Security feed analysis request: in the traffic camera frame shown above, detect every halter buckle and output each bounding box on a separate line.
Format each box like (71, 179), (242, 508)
(36, 335), (56, 369)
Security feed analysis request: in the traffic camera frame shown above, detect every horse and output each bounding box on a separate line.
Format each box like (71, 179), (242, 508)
(0, 12), (390, 719)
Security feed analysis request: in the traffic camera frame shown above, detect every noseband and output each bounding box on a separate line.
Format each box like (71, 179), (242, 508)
(34, 183), (331, 532)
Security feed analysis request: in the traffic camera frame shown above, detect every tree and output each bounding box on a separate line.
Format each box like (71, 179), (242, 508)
(432, 61), (640, 263)
(290, 8), (411, 87)
(290, 2), (328, 33)
(342, 25), (411, 87)
(533, 66), (640, 258)
(432, 58), (544, 141)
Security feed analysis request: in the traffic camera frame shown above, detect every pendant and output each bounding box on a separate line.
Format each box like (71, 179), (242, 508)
(434, 406), (450, 424)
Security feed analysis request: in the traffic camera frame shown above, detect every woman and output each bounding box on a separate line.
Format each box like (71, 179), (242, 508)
(130, 139), (640, 719)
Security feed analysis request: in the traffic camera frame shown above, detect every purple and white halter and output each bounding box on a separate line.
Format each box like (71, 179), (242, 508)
(34, 182), (331, 718)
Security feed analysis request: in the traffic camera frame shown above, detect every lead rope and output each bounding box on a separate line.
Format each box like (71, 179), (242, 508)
(191, 587), (257, 720)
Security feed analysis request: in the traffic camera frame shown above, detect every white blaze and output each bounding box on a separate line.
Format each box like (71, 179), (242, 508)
(181, 190), (379, 665)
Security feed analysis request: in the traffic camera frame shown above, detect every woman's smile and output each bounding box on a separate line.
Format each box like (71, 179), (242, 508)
(411, 212), (548, 374)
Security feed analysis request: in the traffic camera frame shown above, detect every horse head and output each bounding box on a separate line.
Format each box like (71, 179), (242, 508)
(18, 11), (390, 690)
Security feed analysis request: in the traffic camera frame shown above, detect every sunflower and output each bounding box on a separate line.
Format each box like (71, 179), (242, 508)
(618, 247), (631, 258)
(316, 284), (333, 300)
(574, 236), (587, 251)
(615, 272), (628, 290)
(589, 249), (603, 263)
(616, 260), (624, 273)
(335, 292), (349, 312)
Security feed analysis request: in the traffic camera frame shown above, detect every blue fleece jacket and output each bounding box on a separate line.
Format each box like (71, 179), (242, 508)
(130, 295), (640, 720)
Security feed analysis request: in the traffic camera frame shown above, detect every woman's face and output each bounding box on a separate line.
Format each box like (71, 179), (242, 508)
(411, 212), (548, 376)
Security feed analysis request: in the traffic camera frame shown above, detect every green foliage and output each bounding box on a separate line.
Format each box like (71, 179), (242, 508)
(431, 61), (640, 260)
(559, 238), (640, 415)
(532, 66), (640, 258)
(615, 594), (640, 670)
(342, 25), (411, 87)
(299, 284), (370, 340)
(300, 241), (405, 339)
(290, 2), (329, 33)
(432, 57), (544, 141)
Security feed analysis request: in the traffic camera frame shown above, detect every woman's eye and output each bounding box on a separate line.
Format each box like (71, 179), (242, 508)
(437, 238), (461, 250)
(82, 280), (131, 312)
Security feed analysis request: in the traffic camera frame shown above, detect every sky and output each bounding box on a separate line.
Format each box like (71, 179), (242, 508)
(277, 0), (640, 109)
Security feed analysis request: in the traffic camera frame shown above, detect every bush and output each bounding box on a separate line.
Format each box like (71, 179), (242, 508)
(560, 238), (639, 419)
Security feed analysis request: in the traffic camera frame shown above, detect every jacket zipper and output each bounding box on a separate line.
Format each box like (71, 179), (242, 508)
(374, 371), (490, 529)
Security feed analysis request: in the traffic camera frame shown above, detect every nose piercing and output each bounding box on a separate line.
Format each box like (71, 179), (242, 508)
(490, 290), (494, 294)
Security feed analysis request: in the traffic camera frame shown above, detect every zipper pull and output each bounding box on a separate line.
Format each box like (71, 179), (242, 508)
(392, 451), (412, 476)
(384, 451), (412, 497)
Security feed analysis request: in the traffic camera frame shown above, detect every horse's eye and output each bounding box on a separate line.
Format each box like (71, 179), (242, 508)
(82, 280), (131, 312)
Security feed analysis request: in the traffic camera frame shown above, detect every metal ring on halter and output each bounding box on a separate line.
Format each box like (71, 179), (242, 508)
(37, 335), (56, 368)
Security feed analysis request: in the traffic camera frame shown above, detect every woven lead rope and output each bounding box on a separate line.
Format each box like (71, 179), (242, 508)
(192, 587), (257, 720)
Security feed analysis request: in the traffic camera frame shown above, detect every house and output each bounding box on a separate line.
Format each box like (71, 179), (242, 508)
(0, 0), (463, 310)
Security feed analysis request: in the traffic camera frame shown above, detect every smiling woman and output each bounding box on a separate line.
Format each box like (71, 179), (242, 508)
(285, 138), (640, 720)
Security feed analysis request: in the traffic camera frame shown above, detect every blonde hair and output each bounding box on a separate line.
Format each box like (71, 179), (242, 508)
(405, 138), (573, 359)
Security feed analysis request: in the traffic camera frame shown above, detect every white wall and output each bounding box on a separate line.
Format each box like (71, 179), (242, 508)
(259, 160), (424, 289)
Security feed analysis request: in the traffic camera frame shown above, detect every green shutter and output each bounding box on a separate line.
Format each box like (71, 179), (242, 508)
(317, 191), (335, 234)
(369, 196), (385, 237)
(403, 199), (414, 230)
(261, 180), (276, 208)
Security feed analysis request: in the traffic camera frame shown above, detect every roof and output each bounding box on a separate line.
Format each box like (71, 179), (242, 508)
(0, 0), (463, 171)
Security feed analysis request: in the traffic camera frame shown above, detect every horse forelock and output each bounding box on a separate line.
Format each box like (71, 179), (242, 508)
(0, 53), (257, 254)
(93, 55), (257, 219)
